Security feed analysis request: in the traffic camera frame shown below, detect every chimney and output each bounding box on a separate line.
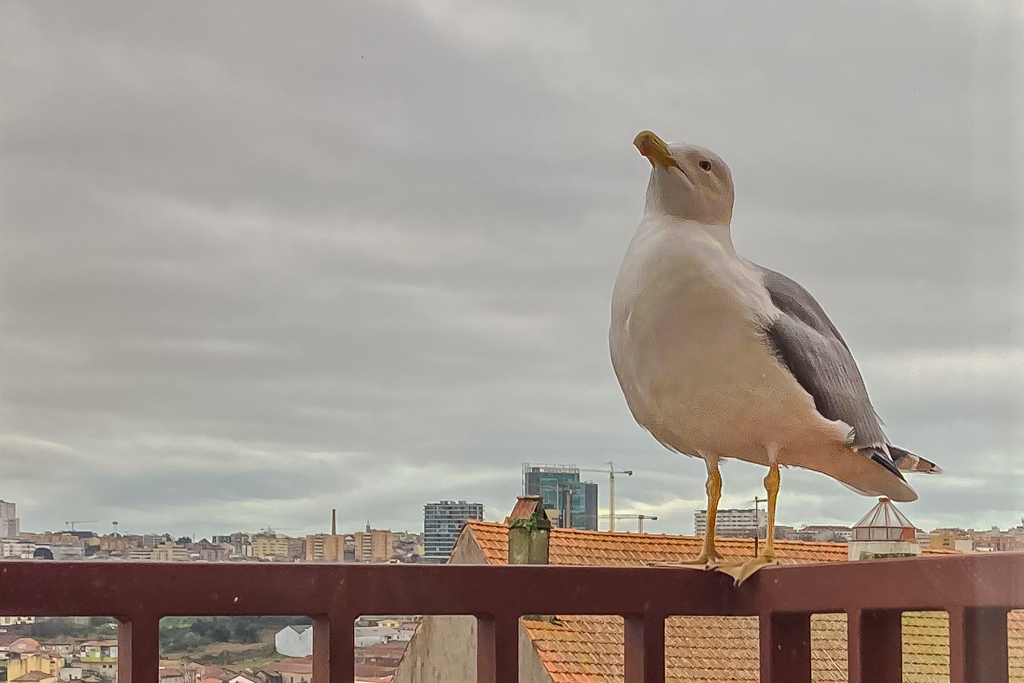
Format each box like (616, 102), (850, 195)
(331, 509), (337, 536)
(507, 495), (551, 565)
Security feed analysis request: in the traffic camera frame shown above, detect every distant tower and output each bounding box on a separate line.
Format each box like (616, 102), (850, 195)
(848, 497), (922, 561)
(331, 509), (337, 536)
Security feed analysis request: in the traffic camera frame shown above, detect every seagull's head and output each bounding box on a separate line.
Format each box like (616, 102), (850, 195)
(633, 130), (734, 225)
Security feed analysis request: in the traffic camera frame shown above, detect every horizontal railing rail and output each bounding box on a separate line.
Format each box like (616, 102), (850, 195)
(2, 552), (1022, 683)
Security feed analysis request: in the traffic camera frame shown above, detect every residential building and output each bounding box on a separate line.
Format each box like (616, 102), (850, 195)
(422, 501), (484, 562)
(266, 657), (313, 683)
(2, 539), (36, 559)
(925, 528), (976, 552)
(39, 643), (73, 657)
(354, 525), (393, 563)
(98, 535), (127, 553)
(0, 636), (40, 659)
(151, 541), (190, 562)
(251, 535), (303, 561)
(353, 626), (399, 647)
(196, 541), (232, 562)
(57, 666), (83, 680)
(393, 501), (971, 683)
(0, 500), (20, 538)
(6, 652), (63, 682)
(9, 671), (57, 683)
(693, 507), (765, 538)
(79, 641), (117, 680)
(522, 464), (599, 530)
(19, 532), (81, 546)
(0, 616), (36, 626)
(127, 548), (154, 560)
(786, 524), (853, 542)
(391, 531), (424, 562)
(275, 625), (313, 658)
(211, 532), (252, 557)
(305, 509), (345, 562)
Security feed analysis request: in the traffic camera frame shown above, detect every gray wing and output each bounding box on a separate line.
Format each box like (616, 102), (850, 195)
(757, 266), (888, 452)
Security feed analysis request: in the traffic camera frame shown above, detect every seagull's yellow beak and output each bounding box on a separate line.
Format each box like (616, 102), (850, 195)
(633, 130), (679, 171)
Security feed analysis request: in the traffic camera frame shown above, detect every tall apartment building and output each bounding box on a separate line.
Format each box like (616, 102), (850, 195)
(0, 500), (20, 538)
(423, 501), (484, 562)
(306, 509), (346, 562)
(252, 535), (304, 560)
(354, 525), (393, 563)
(694, 508), (766, 538)
(522, 464), (598, 530)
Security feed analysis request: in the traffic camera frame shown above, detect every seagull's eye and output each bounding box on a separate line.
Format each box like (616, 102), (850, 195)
(698, 160), (713, 172)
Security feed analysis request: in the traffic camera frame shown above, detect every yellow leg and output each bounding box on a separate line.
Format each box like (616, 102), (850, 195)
(683, 459), (724, 567)
(763, 462), (780, 561)
(720, 461), (780, 585)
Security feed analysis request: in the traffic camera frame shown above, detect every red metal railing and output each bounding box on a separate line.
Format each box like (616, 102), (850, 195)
(1, 553), (1022, 682)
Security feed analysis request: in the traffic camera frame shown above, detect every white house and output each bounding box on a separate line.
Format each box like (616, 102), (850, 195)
(274, 625), (313, 658)
(353, 626), (399, 647)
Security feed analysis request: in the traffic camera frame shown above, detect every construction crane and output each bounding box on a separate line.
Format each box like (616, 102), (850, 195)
(602, 514), (659, 533)
(581, 462), (633, 531)
(65, 520), (97, 532)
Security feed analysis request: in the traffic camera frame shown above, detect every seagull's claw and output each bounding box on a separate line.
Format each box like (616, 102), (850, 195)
(680, 548), (724, 569)
(716, 554), (777, 585)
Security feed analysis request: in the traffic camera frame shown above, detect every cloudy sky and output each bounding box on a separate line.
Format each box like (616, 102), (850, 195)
(1, 1), (1022, 540)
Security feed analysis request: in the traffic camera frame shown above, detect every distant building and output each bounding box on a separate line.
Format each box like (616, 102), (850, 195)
(0, 500), (20, 538)
(0, 616), (36, 627)
(305, 509), (345, 562)
(786, 525), (853, 543)
(423, 501), (484, 562)
(2, 539), (37, 559)
(151, 541), (190, 562)
(211, 532), (251, 557)
(924, 528), (974, 553)
(353, 626), (400, 647)
(265, 657), (313, 683)
(848, 497), (922, 561)
(522, 464), (598, 531)
(251, 535), (304, 561)
(275, 625), (313, 658)
(79, 639), (118, 679)
(694, 508), (765, 538)
(354, 526), (393, 562)
(6, 651), (62, 683)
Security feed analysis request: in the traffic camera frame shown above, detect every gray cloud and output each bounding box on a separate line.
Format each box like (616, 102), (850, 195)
(1, 0), (1021, 539)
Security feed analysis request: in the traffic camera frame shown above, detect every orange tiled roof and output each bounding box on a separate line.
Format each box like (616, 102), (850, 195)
(469, 521), (845, 566)
(524, 611), (1024, 683)
(461, 521), (996, 683)
(466, 521), (956, 567)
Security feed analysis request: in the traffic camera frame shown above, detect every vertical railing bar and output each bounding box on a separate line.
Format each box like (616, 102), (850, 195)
(312, 611), (356, 683)
(118, 612), (160, 683)
(759, 611), (811, 683)
(950, 607), (1009, 683)
(847, 608), (901, 683)
(476, 613), (519, 683)
(949, 606), (967, 683)
(623, 612), (666, 683)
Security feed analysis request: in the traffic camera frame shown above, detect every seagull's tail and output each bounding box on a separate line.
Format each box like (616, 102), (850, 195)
(890, 446), (943, 475)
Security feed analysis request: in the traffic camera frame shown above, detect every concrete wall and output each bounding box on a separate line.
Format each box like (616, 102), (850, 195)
(391, 617), (551, 683)
(392, 527), (553, 683)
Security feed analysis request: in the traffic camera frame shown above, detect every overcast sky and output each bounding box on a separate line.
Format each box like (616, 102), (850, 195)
(1, 1), (1022, 541)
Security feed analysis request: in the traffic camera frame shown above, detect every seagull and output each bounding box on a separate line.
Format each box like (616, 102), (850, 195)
(609, 131), (940, 582)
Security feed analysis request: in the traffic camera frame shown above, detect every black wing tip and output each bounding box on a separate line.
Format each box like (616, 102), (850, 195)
(890, 446), (943, 475)
(863, 448), (907, 482)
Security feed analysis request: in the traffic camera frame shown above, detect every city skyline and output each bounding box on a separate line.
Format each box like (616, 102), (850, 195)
(1, 2), (1021, 542)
